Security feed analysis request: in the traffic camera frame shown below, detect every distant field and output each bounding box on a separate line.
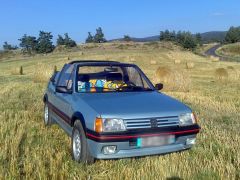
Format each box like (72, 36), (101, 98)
(0, 42), (239, 179)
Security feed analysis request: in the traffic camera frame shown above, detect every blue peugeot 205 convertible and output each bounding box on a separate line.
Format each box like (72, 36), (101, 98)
(43, 60), (200, 164)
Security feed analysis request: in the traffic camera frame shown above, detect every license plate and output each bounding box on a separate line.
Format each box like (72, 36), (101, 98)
(137, 135), (175, 147)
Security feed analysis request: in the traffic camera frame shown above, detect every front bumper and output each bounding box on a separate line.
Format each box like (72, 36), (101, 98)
(87, 134), (198, 159)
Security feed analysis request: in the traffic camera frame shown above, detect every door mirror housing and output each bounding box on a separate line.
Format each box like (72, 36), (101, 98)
(155, 83), (163, 90)
(56, 86), (72, 94)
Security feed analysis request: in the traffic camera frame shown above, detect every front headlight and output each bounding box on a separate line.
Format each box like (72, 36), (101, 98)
(179, 113), (197, 126)
(95, 118), (126, 132)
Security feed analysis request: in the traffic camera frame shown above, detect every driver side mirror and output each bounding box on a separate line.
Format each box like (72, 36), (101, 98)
(155, 83), (163, 90)
(56, 86), (72, 94)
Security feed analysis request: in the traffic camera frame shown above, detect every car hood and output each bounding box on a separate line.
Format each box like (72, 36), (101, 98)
(76, 91), (191, 119)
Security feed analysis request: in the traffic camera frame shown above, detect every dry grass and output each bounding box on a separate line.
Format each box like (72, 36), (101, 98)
(0, 42), (239, 179)
(33, 63), (54, 83)
(154, 66), (191, 92)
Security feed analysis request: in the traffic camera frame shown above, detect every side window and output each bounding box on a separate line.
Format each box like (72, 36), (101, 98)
(125, 67), (143, 87)
(57, 64), (74, 88)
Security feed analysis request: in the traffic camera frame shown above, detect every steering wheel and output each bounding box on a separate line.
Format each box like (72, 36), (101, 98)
(116, 81), (136, 91)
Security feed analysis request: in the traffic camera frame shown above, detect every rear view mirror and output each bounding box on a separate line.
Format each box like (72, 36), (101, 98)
(56, 86), (72, 94)
(155, 83), (163, 90)
(104, 67), (118, 72)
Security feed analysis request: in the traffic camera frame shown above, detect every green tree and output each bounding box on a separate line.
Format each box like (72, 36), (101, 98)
(123, 35), (131, 42)
(85, 32), (94, 43)
(57, 33), (77, 47)
(56, 35), (65, 46)
(182, 32), (197, 50)
(176, 31), (185, 44)
(225, 26), (240, 43)
(63, 33), (77, 47)
(3, 42), (18, 51)
(36, 31), (54, 53)
(19, 34), (38, 54)
(94, 27), (106, 43)
(160, 30), (175, 41)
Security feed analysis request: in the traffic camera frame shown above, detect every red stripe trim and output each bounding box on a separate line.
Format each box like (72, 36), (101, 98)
(86, 129), (200, 140)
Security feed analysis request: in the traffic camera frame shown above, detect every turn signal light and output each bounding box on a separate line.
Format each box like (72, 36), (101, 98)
(95, 118), (103, 133)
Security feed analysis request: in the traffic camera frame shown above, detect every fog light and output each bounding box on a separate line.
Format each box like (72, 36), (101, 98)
(102, 146), (117, 155)
(186, 138), (196, 145)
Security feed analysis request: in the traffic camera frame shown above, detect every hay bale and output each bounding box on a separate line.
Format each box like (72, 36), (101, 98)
(174, 59), (181, 64)
(215, 68), (228, 80)
(186, 62), (194, 69)
(150, 60), (157, 65)
(227, 66), (234, 70)
(210, 56), (220, 62)
(64, 56), (70, 60)
(11, 66), (24, 75)
(129, 58), (136, 62)
(154, 66), (191, 92)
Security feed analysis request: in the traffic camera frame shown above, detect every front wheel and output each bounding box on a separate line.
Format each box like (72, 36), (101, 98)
(71, 120), (94, 164)
(44, 103), (52, 126)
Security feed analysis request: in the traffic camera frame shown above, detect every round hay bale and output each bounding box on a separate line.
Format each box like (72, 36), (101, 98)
(215, 68), (228, 80)
(154, 66), (191, 92)
(174, 59), (181, 64)
(64, 56), (70, 60)
(186, 62), (194, 69)
(210, 56), (220, 62)
(129, 58), (136, 62)
(150, 60), (157, 65)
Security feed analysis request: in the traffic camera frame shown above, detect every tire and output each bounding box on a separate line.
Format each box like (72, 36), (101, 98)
(44, 103), (52, 126)
(71, 120), (94, 164)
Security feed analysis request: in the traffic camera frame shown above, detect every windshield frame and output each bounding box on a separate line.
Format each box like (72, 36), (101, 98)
(75, 62), (155, 93)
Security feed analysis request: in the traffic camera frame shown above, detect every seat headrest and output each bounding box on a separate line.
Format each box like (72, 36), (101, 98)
(78, 74), (90, 82)
(106, 73), (123, 81)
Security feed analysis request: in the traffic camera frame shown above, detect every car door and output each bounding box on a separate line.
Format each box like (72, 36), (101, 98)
(51, 64), (75, 125)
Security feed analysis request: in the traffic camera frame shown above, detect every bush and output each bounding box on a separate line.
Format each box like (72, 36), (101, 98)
(154, 66), (191, 92)
(215, 68), (228, 80)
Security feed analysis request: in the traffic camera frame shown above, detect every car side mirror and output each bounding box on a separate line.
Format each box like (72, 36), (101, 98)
(56, 86), (72, 94)
(155, 83), (163, 90)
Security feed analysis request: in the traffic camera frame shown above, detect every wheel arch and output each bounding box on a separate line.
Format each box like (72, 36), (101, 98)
(43, 94), (48, 103)
(71, 112), (87, 132)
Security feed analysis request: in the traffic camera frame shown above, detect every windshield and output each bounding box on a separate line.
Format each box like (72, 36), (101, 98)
(76, 64), (154, 93)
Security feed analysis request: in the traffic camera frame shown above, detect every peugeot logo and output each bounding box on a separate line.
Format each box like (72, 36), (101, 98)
(150, 118), (158, 128)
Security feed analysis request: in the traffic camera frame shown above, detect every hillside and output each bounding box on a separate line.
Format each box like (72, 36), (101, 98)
(0, 42), (239, 179)
(216, 42), (240, 57)
(109, 31), (227, 43)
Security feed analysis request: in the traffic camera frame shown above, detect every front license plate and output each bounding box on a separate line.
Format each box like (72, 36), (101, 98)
(137, 135), (175, 147)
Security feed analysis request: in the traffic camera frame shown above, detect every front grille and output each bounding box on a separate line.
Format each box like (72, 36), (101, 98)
(124, 116), (179, 130)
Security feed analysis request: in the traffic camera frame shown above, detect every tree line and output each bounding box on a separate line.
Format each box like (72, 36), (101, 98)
(159, 30), (202, 50)
(2, 26), (240, 53)
(225, 26), (240, 43)
(2, 27), (107, 54)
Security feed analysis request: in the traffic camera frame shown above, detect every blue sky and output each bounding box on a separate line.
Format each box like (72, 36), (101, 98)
(0, 0), (240, 46)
